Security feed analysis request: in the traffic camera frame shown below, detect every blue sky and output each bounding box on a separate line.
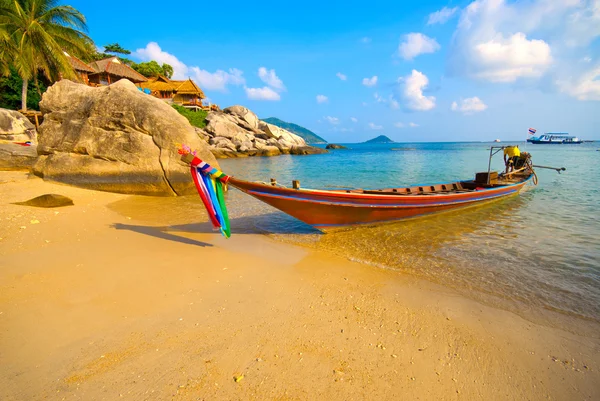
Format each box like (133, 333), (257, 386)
(70, 0), (599, 142)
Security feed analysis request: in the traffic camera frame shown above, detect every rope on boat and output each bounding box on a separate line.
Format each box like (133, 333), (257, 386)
(178, 144), (231, 238)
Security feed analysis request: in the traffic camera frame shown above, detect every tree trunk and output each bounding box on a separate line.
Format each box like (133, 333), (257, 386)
(21, 78), (28, 111)
(34, 75), (42, 97)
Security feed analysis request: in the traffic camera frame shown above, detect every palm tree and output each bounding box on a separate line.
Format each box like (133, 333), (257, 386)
(0, 0), (91, 111)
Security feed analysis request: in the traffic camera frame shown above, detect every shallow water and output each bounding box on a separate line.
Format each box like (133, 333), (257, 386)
(111, 142), (600, 329)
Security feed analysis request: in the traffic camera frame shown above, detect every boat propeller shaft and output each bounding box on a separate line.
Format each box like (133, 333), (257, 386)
(532, 165), (566, 173)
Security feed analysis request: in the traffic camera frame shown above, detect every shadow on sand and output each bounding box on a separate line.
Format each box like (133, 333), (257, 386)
(111, 212), (320, 243)
(111, 223), (214, 247)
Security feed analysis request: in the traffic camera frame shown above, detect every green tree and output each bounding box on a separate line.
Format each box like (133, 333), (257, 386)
(103, 42), (131, 55)
(132, 60), (174, 78)
(0, 66), (46, 110)
(161, 63), (173, 79)
(0, 0), (91, 111)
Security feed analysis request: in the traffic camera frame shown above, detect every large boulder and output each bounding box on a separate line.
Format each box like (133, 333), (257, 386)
(259, 121), (306, 145)
(0, 108), (37, 144)
(223, 106), (259, 130)
(202, 106), (327, 159)
(33, 79), (218, 196)
(204, 112), (250, 139)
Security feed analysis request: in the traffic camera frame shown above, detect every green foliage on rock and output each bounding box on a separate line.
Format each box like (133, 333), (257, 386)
(172, 104), (208, 129)
(261, 117), (327, 144)
(132, 61), (174, 78)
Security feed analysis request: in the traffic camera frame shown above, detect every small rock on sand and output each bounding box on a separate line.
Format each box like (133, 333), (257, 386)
(13, 194), (74, 208)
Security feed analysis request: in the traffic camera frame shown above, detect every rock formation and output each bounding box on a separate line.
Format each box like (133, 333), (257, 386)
(0, 108), (37, 144)
(33, 79), (218, 196)
(325, 144), (348, 149)
(198, 106), (327, 158)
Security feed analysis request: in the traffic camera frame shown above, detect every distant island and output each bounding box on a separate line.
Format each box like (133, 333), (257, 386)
(261, 117), (328, 144)
(364, 135), (395, 144)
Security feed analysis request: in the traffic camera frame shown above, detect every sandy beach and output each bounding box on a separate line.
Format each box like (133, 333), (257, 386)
(1, 171), (599, 400)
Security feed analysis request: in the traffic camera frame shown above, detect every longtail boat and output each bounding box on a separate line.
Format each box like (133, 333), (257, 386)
(181, 146), (563, 234)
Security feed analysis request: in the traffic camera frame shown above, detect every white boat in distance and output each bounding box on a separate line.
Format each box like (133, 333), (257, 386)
(527, 133), (582, 144)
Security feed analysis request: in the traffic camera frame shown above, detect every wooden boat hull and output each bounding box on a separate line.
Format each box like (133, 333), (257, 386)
(228, 176), (532, 231)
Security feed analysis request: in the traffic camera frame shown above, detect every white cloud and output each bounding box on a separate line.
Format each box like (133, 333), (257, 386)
(389, 97), (400, 109)
(400, 70), (436, 111)
(324, 116), (340, 125)
(190, 67), (245, 91)
(427, 6), (459, 25)
(395, 122), (419, 128)
(583, 56), (592, 63)
(336, 72), (347, 81)
(362, 76), (378, 87)
(368, 122), (383, 130)
(134, 42), (245, 92)
(133, 42), (189, 79)
(258, 67), (285, 91)
(445, 0), (600, 83)
(245, 86), (281, 101)
(451, 97), (488, 114)
(556, 65), (600, 101)
(350, 117), (358, 123)
(316, 94), (328, 103)
(398, 33), (440, 60)
(360, 37), (372, 44)
(472, 33), (552, 82)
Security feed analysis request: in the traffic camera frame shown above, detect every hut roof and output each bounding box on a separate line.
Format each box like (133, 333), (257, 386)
(88, 57), (147, 83)
(65, 53), (95, 73)
(138, 76), (205, 98)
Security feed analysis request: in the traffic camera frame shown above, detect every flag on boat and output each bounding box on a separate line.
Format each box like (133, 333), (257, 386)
(528, 128), (537, 135)
(178, 144), (231, 238)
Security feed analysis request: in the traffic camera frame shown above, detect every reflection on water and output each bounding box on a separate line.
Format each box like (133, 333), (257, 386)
(109, 142), (600, 331)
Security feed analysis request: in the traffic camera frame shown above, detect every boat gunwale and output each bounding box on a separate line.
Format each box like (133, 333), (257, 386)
(228, 175), (531, 202)
(244, 184), (524, 209)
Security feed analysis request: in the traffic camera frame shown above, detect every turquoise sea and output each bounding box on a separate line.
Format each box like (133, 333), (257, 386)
(216, 141), (600, 331)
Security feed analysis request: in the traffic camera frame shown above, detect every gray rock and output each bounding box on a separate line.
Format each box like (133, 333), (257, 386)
(203, 108), (327, 159)
(195, 127), (211, 142)
(260, 121), (306, 145)
(0, 143), (38, 170)
(223, 106), (259, 130)
(33, 79), (218, 196)
(0, 108), (37, 144)
(205, 112), (249, 139)
(290, 145), (328, 155)
(326, 144), (348, 149)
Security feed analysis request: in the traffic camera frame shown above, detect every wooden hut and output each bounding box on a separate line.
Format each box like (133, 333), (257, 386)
(65, 53), (95, 85)
(137, 76), (206, 107)
(87, 57), (147, 86)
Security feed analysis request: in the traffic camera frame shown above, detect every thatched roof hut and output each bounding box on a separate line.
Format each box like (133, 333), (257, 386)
(138, 76), (205, 105)
(88, 57), (147, 85)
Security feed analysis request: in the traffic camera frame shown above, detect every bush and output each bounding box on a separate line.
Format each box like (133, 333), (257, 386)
(172, 104), (208, 129)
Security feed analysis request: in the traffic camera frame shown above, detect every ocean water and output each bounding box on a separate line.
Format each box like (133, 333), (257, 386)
(109, 141), (599, 331)
(216, 142), (600, 329)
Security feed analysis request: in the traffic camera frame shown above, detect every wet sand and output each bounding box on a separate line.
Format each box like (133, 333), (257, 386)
(1, 171), (599, 400)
